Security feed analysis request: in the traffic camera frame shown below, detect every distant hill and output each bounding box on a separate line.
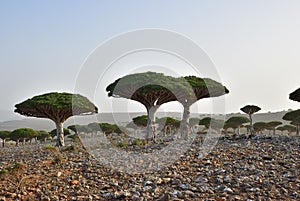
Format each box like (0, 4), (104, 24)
(0, 111), (293, 131)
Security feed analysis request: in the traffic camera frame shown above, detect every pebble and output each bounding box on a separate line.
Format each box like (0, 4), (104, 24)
(0, 136), (299, 200)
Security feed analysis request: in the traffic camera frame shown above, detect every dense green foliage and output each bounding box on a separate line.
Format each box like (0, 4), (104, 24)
(14, 92), (98, 121)
(199, 117), (212, 129)
(253, 122), (268, 133)
(10, 128), (38, 145)
(226, 116), (249, 129)
(282, 109), (300, 121)
(240, 105), (261, 114)
(283, 109), (300, 134)
(14, 92), (98, 146)
(132, 115), (149, 127)
(0, 131), (11, 147)
(106, 72), (184, 97)
(183, 76), (229, 102)
(282, 125), (297, 133)
(99, 123), (122, 134)
(37, 130), (50, 142)
(267, 121), (282, 129)
(0, 131), (10, 140)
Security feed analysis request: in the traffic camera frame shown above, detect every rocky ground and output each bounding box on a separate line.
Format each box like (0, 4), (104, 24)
(0, 135), (299, 201)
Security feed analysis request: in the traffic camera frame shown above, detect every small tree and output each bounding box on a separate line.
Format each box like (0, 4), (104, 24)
(225, 116), (249, 135)
(132, 115), (149, 128)
(283, 124), (297, 134)
(0, 131), (10, 147)
(253, 122), (268, 134)
(14, 92), (98, 146)
(37, 130), (50, 143)
(266, 121), (282, 135)
(240, 105), (261, 136)
(282, 109), (300, 135)
(10, 128), (37, 146)
(99, 123), (122, 134)
(199, 117), (212, 130)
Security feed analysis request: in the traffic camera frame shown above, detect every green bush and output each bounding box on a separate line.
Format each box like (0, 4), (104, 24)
(132, 139), (144, 146)
(118, 141), (128, 147)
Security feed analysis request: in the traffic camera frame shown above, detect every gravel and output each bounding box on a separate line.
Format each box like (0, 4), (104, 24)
(0, 135), (299, 200)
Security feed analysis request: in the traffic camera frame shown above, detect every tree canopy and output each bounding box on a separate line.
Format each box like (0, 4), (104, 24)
(37, 130), (50, 142)
(289, 87), (300, 102)
(10, 128), (38, 146)
(132, 115), (149, 128)
(282, 109), (300, 122)
(199, 117), (212, 129)
(14, 92), (98, 146)
(253, 122), (268, 133)
(178, 76), (229, 138)
(267, 121), (282, 129)
(106, 72), (181, 141)
(240, 105), (261, 115)
(226, 116), (249, 129)
(99, 123), (122, 134)
(14, 92), (98, 122)
(240, 105), (261, 136)
(283, 109), (300, 134)
(0, 131), (11, 147)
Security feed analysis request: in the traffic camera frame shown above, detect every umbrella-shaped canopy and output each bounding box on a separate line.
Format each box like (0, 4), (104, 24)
(290, 87), (300, 102)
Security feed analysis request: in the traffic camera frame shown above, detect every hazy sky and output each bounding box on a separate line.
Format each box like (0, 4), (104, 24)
(1, 0), (300, 121)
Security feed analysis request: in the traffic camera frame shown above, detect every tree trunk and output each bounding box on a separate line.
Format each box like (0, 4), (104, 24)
(16, 140), (19, 147)
(146, 106), (159, 142)
(2, 139), (5, 147)
(180, 103), (191, 140)
(297, 125), (299, 135)
(273, 128), (276, 135)
(249, 114), (254, 135)
(55, 122), (65, 147)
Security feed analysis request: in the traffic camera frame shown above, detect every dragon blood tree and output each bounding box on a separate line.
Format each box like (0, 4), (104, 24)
(240, 105), (261, 136)
(283, 109), (300, 135)
(106, 72), (181, 142)
(289, 87), (300, 102)
(176, 76), (229, 139)
(14, 92), (98, 146)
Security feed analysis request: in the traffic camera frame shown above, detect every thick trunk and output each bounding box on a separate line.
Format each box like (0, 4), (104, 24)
(2, 139), (5, 147)
(273, 128), (276, 135)
(55, 122), (65, 147)
(237, 126), (240, 135)
(180, 104), (191, 140)
(146, 106), (159, 142)
(297, 125), (299, 135)
(16, 139), (19, 147)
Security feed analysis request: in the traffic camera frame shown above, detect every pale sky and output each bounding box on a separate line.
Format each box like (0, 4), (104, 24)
(1, 0), (300, 121)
